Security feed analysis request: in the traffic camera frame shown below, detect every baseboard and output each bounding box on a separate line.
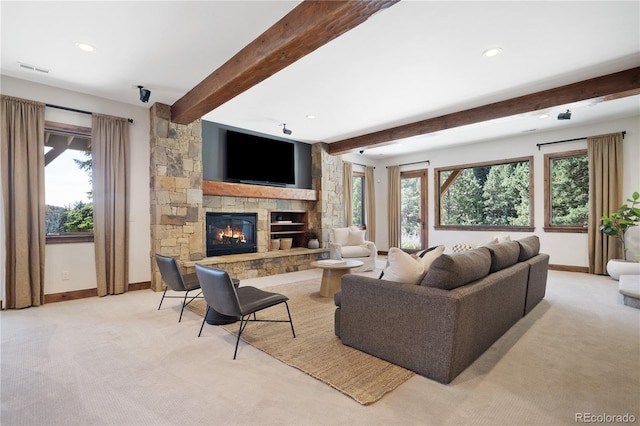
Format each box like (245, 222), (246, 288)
(44, 281), (151, 304)
(549, 264), (589, 273)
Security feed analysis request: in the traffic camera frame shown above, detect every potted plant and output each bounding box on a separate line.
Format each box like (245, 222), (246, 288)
(305, 229), (320, 249)
(600, 191), (640, 279)
(600, 191), (640, 260)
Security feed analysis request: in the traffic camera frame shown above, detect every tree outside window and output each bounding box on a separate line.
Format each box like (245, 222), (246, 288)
(436, 157), (534, 231)
(544, 150), (588, 232)
(45, 122), (94, 243)
(352, 173), (364, 226)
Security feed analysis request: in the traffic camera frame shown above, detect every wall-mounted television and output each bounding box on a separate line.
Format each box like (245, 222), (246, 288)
(225, 130), (296, 186)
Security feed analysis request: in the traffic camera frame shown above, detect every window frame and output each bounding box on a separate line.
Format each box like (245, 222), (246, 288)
(543, 149), (588, 233)
(44, 121), (94, 245)
(434, 156), (535, 232)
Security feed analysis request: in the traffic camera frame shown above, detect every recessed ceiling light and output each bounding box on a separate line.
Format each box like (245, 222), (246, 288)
(482, 47), (502, 57)
(75, 42), (96, 52)
(306, 114), (316, 120)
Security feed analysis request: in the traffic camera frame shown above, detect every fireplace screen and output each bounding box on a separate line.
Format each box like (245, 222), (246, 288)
(206, 212), (257, 256)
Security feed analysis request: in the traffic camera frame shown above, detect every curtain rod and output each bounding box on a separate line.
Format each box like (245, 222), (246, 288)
(536, 131), (625, 150)
(386, 160), (430, 168)
(352, 162), (375, 168)
(46, 103), (134, 123)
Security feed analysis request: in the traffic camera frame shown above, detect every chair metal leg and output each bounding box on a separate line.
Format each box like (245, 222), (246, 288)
(198, 306), (210, 337)
(157, 287), (168, 310)
(178, 292), (189, 322)
(233, 315), (250, 360)
(284, 301), (296, 338)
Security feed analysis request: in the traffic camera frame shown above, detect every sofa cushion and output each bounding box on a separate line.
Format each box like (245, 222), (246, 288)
(422, 247), (491, 290)
(486, 241), (520, 273)
(382, 248), (427, 285)
(341, 245), (371, 258)
(517, 235), (540, 261)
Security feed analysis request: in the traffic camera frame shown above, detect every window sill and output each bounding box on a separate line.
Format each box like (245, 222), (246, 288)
(434, 225), (535, 232)
(46, 233), (94, 244)
(542, 227), (587, 234)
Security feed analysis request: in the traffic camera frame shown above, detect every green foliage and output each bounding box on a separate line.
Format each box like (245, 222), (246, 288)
(46, 205), (66, 234)
(62, 201), (94, 232)
(441, 161), (530, 226)
(351, 175), (363, 225)
(600, 191), (640, 259)
(401, 177), (422, 248)
(551, 156), (589, 226)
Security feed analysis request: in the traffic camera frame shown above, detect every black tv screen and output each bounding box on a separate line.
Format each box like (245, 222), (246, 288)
(225, 130), (295, 185)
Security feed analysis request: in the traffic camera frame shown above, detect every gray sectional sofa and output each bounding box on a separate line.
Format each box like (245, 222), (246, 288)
(334, 236), (549, 384)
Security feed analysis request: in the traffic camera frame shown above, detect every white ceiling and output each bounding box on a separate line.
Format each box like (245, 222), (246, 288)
(2, 1), (639, 159)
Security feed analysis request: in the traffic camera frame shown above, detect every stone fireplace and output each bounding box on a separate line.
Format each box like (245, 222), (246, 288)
(206, 212), (257, 256)
(149, 102), (344, 289)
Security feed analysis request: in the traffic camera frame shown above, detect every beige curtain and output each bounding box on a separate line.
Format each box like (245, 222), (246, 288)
(1, 96), (46, 308)
(92, 114), (129, 296)
(587, 132), (623, 275)
(342, 161), (353, 227)
(388, 165), (401, 248)
(365, 166), (376, 242)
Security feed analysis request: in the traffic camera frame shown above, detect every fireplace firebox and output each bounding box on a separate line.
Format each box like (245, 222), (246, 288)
(206, 212), (257, 257)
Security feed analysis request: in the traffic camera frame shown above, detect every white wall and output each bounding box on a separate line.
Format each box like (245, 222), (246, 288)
(343, 114), (640, 269)
(1, 76), (151, 295)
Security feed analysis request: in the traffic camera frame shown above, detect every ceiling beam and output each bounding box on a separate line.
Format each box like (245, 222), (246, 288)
(171, 0), (399, 125)
(328, 67), (640, 155)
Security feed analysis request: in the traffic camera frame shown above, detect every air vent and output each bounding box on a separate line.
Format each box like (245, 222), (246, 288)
(18, 62), (50, 74)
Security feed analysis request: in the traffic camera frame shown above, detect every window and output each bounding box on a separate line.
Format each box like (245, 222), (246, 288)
(351, 172), (364, 226)
(44, 121), (94, 243)
(435, 156), (534, 231)
(544, 149), (588, 232)
(401, 170), (427, 250)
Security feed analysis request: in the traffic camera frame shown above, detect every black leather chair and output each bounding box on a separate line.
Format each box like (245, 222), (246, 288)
(195, 264), (295, 359)
(155, 254), (203, 322)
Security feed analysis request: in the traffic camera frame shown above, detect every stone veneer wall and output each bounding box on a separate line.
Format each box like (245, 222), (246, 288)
(149, 104), (344, 290)
(149, 103), (204, 291)
(312, 143), (344, 242)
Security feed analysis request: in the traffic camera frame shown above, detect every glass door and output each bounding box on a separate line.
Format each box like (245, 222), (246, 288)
(400, 170), (427, 250)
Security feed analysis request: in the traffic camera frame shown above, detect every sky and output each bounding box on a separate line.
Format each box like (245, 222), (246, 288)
(45, 148), (92, 208)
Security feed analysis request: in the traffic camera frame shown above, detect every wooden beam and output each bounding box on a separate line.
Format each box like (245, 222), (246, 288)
(328, 67), (640, 155)
(170, 0), (399, 125)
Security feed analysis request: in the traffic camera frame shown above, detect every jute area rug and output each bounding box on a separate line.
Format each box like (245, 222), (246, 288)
(188, 278), (415, 405)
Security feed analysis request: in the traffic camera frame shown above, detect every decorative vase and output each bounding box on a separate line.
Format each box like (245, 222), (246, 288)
(606, 259), (640, 280)
(307, 238), (320, 249)
(280, 238), (293, 250)
(270, 239), (280, 251)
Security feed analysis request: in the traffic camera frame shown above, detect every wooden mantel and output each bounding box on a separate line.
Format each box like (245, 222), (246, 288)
(203, 180), (317, 201)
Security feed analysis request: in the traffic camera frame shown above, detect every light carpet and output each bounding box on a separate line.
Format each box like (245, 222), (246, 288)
(188, 278), (415, 405)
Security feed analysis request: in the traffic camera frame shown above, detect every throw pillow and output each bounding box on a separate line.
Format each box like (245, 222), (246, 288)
(452, 242), (474, 253)
(419, 245), (445, 272)
(331, 227), (350, 246)
(382, 247), (426, 285)
(347, 229), (366, 246)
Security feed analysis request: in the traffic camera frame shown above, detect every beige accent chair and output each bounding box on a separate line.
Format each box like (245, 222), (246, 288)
(329, 226), (377, 272)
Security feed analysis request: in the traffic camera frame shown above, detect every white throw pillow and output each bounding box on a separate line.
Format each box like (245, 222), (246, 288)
(331, 228), (350, 245)
(382, 248), (426, 285)
(419, 245), (445, 272)
(347, 229), (366, 246)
